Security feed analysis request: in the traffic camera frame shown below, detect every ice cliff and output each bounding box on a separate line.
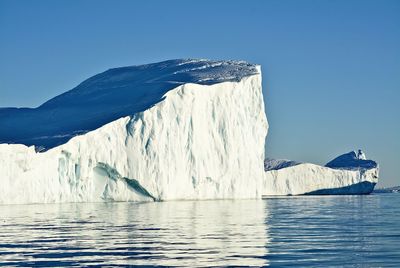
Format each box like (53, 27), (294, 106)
(0, 59), (378, 204)
(0, 60), (267, 203)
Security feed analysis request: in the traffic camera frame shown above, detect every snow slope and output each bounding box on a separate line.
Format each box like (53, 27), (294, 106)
(0, 59), (258, 149)
(264, 158), (302, 171)
(325, 150), (378, 170)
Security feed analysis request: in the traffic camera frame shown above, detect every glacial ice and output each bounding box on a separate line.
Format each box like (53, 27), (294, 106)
(264, 158), (302, 171)
(0, 59), (258, 149)
(325, 150), (378, 170)
(0, 59), (379, 204)
(262, 151), (378, 196)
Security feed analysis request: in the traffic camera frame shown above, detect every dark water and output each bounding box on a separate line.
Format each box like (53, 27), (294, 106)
(0, 194), (399, 267)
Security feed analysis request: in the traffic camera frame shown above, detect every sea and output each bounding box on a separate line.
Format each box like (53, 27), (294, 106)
(0, 193), (399, 267)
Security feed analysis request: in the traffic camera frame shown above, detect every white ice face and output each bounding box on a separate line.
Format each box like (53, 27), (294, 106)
(0, 70), (269, 204)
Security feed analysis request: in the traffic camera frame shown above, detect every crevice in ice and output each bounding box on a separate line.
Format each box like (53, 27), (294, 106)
(123, 178), (157, 201)
(95, 162), (157, 201)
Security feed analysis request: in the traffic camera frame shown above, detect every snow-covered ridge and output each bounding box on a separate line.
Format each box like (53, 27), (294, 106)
(0, 59), (259, 149)
(264, 158), (302, 171)
(325, 150), (378, 170)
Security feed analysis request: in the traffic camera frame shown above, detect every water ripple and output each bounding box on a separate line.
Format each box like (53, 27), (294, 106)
(0, 195), (399, 267)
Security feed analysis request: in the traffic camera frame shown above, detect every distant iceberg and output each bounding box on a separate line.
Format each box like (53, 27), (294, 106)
(262, 150), (378, 196)
(0, 59), (378, 204)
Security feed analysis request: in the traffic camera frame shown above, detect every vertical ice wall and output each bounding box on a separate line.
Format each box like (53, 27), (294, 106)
(0, 73), (269, 204)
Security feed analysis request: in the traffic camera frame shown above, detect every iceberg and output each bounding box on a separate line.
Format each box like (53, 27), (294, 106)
(262, 150), (378, 196)
(0, 59), (378, 204)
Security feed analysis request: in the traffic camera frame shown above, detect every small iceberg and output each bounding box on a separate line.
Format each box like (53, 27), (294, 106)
(262, 150), (378, 196)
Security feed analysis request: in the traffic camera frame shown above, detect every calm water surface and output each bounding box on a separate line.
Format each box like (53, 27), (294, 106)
(0, 194), (399, 267)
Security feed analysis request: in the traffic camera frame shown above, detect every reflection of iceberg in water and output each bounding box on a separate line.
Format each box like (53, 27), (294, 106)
(0, 200), (270, 266)
(135, 200), (270, 267)
(2, 197), (397, 266)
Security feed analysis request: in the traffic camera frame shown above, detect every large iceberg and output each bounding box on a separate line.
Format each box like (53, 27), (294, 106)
(0, 59), (378, 204)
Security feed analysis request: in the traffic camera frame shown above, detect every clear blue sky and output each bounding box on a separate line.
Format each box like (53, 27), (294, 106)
(1, 0), (399, 187)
